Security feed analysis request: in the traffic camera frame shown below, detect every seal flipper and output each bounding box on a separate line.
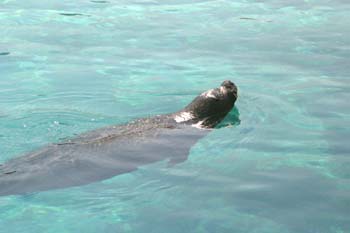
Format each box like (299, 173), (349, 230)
(0, 163), (15, 175)
(165, 127), (207, 168)
(3, 171), (16, 175)
(166, 144), (193, 168)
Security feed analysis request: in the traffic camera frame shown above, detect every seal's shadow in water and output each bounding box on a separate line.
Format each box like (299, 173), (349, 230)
(216, 107), (240, 129)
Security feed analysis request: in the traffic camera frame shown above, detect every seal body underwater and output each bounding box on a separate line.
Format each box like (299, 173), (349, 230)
(0, 80), (238, 196)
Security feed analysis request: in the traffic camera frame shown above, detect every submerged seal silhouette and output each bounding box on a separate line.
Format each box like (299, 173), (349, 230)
(0, 80), (238, 196)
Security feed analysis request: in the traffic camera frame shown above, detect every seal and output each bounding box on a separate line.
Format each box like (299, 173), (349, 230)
(0, 80), (238, 196)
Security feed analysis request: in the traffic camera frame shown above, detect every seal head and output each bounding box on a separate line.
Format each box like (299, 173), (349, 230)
(174, 80), (238, 128)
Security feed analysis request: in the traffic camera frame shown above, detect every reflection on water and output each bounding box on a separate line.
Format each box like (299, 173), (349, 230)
(0, 0), (349, 232)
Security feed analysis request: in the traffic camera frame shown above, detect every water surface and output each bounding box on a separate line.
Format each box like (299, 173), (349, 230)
(0, 0), (349, 232)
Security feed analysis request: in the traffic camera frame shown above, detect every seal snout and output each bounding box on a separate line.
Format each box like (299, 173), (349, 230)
(221, 80), (237, 91)
(220, 80), (238, 99)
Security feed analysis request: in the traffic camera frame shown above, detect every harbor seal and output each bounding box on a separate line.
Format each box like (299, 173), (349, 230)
(0, 80), (238, 196)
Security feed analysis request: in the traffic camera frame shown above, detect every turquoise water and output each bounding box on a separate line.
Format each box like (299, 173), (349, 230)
(0, 0), (349, 232)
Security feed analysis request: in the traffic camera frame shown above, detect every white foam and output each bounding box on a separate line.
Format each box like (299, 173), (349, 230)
(174, 111), (194, 123)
